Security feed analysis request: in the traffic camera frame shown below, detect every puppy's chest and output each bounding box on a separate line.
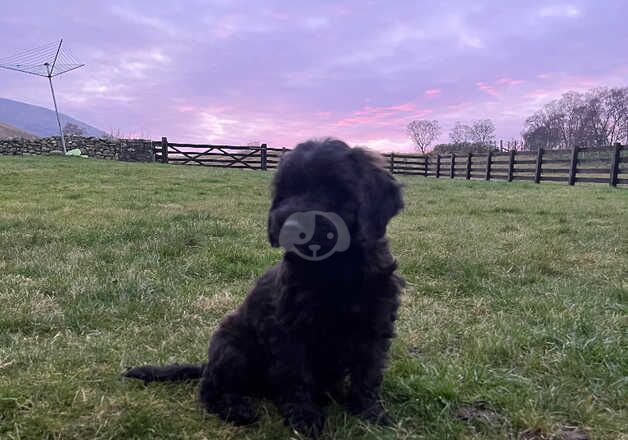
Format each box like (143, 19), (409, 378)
(276, 281), (382, 333)
(307, 294), (374, 336)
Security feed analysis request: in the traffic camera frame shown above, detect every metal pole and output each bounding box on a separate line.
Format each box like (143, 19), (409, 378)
(46, 62), (66, 154)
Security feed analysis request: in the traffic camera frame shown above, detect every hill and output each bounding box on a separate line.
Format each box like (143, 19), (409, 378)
(0, 122), (38, 139)
(0, 98), (106, 137)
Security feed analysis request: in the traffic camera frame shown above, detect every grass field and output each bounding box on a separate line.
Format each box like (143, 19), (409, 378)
(0, 156), (626, 439)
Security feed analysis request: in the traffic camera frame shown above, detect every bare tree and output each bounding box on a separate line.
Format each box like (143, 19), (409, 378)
(63, 122), (84, 137)
(586, 87), (628, 146)
(522, 87), (628, 150)
(522, 106), (564, 150)
(449, 122), (473, 144)
(554, 91), (589, 148)
(470, 119), (496, 146)
(504, 138), (524, 152)
(407, 120), (441, 153)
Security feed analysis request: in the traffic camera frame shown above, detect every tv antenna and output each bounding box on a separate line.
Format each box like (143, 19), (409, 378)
(0, 40), (85, 153)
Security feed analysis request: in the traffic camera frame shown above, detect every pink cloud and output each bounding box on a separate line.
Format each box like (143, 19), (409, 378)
(386, 103), (416, 111)
(334, 115), (377, 127)
(267, 11), (290, 20)
(424, 88), (442, 96)
(525, 89), (551, 98)
(476, 81), (500, 97)
(314, 111), (332, 118)
(333, 103), (431, 128)
(447, 101), (470, 111)
(358, 137), (415, 152)
(496, 77), (525, 85)
(175, 105), (198, 113)
(563, 76), (598, 88)
(353, 102), (417, 116)
(173, 100), (431, 152)
(473, 77), (525, 100)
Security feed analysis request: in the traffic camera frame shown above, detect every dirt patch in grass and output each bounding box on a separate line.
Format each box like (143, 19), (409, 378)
(455, 400), (508, 427)
(519, 426), (590, 440)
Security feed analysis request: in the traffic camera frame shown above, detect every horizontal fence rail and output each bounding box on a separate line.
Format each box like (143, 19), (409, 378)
(153, 138), (627, 187)
(153, 138), (287, 170)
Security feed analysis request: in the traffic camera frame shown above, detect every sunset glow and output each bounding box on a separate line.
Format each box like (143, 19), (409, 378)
(1, 1), (626, 151)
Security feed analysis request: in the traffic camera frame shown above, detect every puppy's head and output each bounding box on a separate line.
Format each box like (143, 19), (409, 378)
(268, 139), (403, 260)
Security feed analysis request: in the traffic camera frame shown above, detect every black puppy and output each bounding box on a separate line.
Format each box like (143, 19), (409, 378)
(124, 139), (404, 437)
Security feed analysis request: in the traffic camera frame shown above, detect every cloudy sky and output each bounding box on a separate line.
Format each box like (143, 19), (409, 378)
(0, 1), (626, 151)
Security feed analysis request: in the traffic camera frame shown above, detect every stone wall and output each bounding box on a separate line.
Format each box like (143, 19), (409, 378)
(0, 136), (155, 162)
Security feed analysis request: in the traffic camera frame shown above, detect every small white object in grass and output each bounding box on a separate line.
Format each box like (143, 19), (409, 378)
(65, 148), (88, 158)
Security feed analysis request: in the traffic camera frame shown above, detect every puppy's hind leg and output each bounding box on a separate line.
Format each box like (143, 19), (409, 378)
(199, 329), (258, 426)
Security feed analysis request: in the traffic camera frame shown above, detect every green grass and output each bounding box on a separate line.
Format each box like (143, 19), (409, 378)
(0, 156), (626, 439)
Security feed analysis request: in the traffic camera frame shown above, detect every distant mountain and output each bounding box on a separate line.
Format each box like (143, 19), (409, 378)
(0, 98), (106, 138)
(0, 122), (39, 139)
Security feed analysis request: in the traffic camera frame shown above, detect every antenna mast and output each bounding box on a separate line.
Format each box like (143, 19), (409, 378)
(0, 40), (85, 153)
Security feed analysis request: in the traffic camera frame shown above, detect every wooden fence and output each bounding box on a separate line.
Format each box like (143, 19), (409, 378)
(381, 144), (627, 187)
(153, 138), (627, 187)
(154, 137), (285, 170)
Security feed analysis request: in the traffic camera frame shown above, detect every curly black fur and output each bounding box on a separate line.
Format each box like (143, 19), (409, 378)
(124, 139), (404, 437)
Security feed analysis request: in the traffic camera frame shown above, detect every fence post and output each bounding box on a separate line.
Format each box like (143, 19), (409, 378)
(568, 145), (579, 185)
(507, 150), (515, 182)
(436, 154), (441, 178)
(260, 143), (267, 170)
(466, 152), (472, 179)
(161, 137), (168, 164)
(424, 155), (428, 177)
(389, 153), (394, 174)
(534, 148), (544, 183)
(609, 143), (622, 187)
(450, 153), (455, 178)
(485, 150), (492, 180)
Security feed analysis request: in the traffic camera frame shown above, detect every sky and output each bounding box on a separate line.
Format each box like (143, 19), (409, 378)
(0, 1), (626, 151)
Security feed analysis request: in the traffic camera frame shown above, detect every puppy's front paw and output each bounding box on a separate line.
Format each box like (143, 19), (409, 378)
(221, 400), (258, 426)
(361, 406), (394, 426)
(284, 403), (325, 438)
(350, 398), (394, 426)
(200, 390), (259, 426)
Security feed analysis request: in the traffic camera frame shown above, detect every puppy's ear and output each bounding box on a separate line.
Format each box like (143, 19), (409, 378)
(268, 215), (279, 247)
(350, 148), (403, 243)
(266, 150), (294, 248)
(267, 199), (280, 247)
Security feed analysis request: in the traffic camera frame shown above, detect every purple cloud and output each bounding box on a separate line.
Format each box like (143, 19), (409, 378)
(0, 1), (626, 151)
